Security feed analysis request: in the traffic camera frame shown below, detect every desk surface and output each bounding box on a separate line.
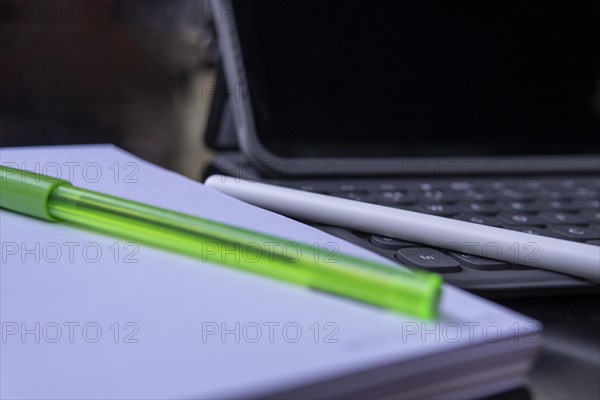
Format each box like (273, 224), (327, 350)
(496, 294), (600, 399)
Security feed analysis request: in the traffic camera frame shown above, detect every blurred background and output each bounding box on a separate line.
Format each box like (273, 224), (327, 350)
(0, 0), (217, 178)
(3, 1), (599, 178)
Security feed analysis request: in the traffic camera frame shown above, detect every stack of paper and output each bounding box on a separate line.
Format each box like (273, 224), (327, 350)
(0, 145), (541, 399)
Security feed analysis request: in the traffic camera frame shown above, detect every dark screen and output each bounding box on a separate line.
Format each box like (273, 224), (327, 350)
(232, 1), (600, 157)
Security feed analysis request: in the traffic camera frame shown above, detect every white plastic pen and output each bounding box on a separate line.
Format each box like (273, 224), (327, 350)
(205, 175), (600, 281)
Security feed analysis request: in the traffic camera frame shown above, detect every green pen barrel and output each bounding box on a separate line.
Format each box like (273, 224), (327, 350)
(1, 165), (441, 319)
(47, 185), (440, 318)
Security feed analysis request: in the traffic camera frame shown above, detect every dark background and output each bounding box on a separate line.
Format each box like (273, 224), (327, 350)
(235, 0), (600, 157)
(0, 0), (216, 174)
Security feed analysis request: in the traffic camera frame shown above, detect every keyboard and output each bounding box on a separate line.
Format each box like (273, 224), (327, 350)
(274, 175), (600, 295)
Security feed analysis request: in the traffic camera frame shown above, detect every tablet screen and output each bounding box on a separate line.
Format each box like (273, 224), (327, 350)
(232, 1), (600, 158)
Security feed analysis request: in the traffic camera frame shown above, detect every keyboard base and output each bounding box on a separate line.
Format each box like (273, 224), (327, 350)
(309, 223), (599, 297)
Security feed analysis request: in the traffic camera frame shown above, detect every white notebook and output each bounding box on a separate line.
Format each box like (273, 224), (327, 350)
(0, 145), (541, 399)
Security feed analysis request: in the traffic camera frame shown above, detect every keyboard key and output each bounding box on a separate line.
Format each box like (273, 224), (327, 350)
(414, 203), (460, 217)
(573, 187), (599, 199)
(460, 202), (500, 215)
(489, 181), (508, 190)
(338, 184), (359, 192)
(497, 188), (536, 202)
(521, 180), (544, 190)
(377, 191), (418, 205)
(454, 214), (502, 227)
(328, 191), (373, 202)
(538, 211), (588, 225)
(579, 209), (600, 223)
(418, 182), (436, 191)
(298, 184), (316, 192)
(448, 252), (511, 270)
(419, 190), (458, 204)
(538, 189), (573, 201)
(449, 181), (474, 191)
(370, 235), (418, 250)
(498, 212), (546, 226)
(549, 225), (600, 241)
(378, 183), (397, 191)
(542, 200), (581, 212)
(500, 201), (542, 213)
(461, 190), (496, 203)
(556, 179), (578, 190)
(578, 199), (600, 209)
(395, 248), (461, 273)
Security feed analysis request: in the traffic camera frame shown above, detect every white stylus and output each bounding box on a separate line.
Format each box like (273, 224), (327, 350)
(205, 175), (600, 281)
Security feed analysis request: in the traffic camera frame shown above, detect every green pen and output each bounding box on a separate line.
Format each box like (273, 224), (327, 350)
(0, 165), (441, 319)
